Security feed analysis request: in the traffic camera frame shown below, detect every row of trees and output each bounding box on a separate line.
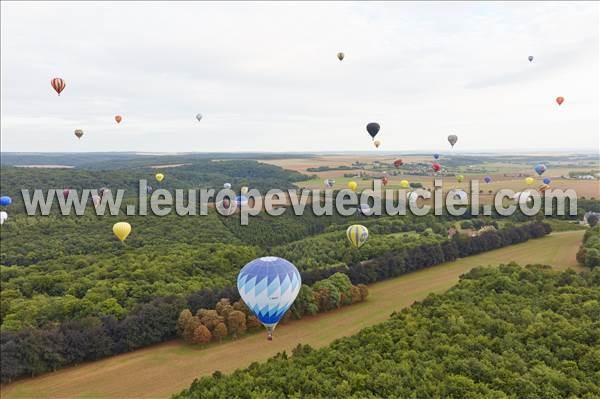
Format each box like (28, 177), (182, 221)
(177, 273), (368, 345)
(176, 264), (600, 399)
(0, 222), (551, 383)
(577, 225), (600, 268)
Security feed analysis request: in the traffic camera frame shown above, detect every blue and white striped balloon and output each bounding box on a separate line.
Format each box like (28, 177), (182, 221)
(237, 257), (301, 340)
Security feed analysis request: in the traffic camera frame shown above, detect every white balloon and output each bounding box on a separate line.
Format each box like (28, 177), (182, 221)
(0, 211), (7, 225)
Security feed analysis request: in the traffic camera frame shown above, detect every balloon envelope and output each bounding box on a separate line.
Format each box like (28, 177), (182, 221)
(115, 115), (122, 124)
(543, 178), (551, 185)
(74, 129), (84, 139)
(0, 211), (7, 225)
(155, 173), (164, 182)
(374, 140), (381, 149)
(358, 203), (371, 215)
(237, 257), (301, 339)
(51, 78), (65, 96)
(347, 181), (358, 191)
(366, 122), (380, 139)
(91, 195), (101, 208)
(393, 159), (403, 168)
(400, 180), (409, 189)
(534, 164), (547, 176)
(0, 196), (12, 206)
(324, 179), (335, 188)
(433, 153), (440, 159)
(447, 134), (458, 148)
(196, 113), (203, 122)
(432, 163), (441, 172)
(346, 224), (369, 249)
(456, 175), (464, 183)
(113, 222), (131, 242)
(241, 186), (249, 195)
(236, 195), (249, 207)
(223, 183), (232, 189)
(337, 52), (344, 61)
(556, 96), (564, 105)
(381, 176), (389, 186)
(528, 56), (534, 62)
(525, 177), (535, 185)
(484, 176), (492, 184)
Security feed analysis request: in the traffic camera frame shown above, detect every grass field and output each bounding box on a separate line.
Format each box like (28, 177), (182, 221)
(1, 230), (586, 399)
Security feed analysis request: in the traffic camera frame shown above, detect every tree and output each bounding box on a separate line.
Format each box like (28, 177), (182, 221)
(588, 214), (599, 227)
(177, 309), (193, 337)
(182, 316), (201, 343)
(212, 323), (228, 341)
(226, 311), (247, 338)
(197, 309), (224, 332)
(191, 325), (212, 345)
(246, 316), (262, 331)
(215, 299), (233, 319)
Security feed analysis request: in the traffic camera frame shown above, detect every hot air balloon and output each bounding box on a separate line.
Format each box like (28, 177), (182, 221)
(374, 140), (381, 149)
(0, 196), (12, 206)
(556, 96), (564, 106)
(366, 122), (380, 140)
(337, 52), (344, 61)
(113, 222), (131, 242)
(393, 159), (403, 168)
(525, 177), (534, 185)
(447, 134), (458, 148)
(241, 186), (249, 195)
(433, 153), (440, 160)
(196, 113), (203, 122)
(99, 187), (109, 196)
(346, 224), (368, 249)
(456, 175), (464, 183)
(484, 176), (492, 184)
(147, 185), (153, 194)
(538, 184), (551, 193)
(381, 176), (389, 186)
(347, 181), (358, 191)
(51, 78), (65, 96)
(224, 183), (232, 189)
(400, 180), (409, 189)
(543, 177), (551, 185)
(237, 256), (301, 340)
(115, 115), (122, 124)
(216, 198), (236, 215)
(432, 163), (441, 173)
(358, 203), (371, 215)
(91, 195), (101, 208)
(74, 129), (84, 139)
(236, 195), (249, 208)
(155, 173), (164, 182)
(63, 188), (71, 199)
(324, 179), (335, 188)
(528, 56), (534, 62)
(0, 211), (7, 225)
(534, 164), (547, 176)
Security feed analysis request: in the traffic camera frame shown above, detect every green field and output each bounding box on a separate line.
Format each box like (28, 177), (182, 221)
(1, 230), (585, 399)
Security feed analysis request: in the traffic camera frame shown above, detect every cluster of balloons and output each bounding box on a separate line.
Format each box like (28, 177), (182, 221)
(0, 195), (11, 226)
(51, 77), (206, 141)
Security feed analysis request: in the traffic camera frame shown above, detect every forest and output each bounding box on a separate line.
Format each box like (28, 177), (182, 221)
(177, 264), (600, 399)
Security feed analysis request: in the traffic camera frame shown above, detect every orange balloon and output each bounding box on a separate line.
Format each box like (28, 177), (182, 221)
(556, 96), (564, 106)
(115, 115), (122, 123)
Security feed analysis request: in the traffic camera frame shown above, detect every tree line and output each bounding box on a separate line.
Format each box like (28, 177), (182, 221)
(177, 273), (368, 346)
(577, 225), (600, 268)
(176, 264), (600, 399)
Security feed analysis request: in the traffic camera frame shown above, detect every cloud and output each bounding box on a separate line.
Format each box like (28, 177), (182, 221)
(1, 1), (598, 152)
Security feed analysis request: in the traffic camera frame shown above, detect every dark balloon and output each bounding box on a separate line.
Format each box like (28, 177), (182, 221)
(543, 178), (551, 185)
(432, 163), (441, 172)
(393, 159), (403, 168)
(528, 56), (534, 62)
(484, 176), (492, 184)
(0, 196), (12, 206)
(433, 153), (440, 160)
(366, 122), (380, 139)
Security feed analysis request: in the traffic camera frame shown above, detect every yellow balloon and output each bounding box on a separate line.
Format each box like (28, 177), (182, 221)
(456, 175), (464, 183)
(374, 140), (381, 149)
(241, 186), (249, 195)
(113, 222), (131, 242)
(400, 180), (409, 189)
(347, 181), (358, 191)
(155, 173), (164, 182)
(346, 224), (369, 249)
(525, 177), (534, 185)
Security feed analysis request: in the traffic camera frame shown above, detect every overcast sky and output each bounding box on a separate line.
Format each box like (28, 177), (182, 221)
(1, 1), (598, 153)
